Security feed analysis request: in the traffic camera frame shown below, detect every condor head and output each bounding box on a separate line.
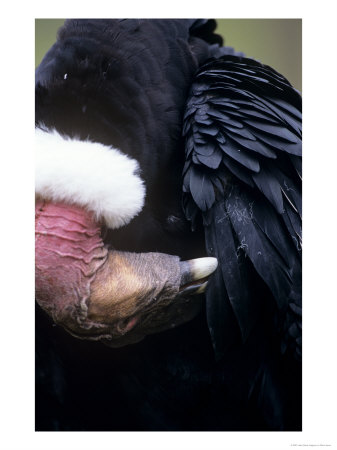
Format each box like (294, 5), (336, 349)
(35, 129), (217, 347)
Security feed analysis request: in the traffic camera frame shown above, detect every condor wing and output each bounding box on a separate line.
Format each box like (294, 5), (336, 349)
(182, 56), (302, 360)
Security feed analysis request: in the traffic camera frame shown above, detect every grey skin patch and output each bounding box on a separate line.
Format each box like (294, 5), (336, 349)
(62, 251), (202, 347)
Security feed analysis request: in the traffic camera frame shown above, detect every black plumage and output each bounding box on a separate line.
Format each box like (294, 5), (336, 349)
(35, 19), (302, 431)
(183, 55), (302, 365)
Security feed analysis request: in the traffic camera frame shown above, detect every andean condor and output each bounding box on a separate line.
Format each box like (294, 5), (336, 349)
(35, 19), (302, 431)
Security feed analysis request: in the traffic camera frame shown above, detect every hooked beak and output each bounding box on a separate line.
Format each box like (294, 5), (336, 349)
(87, 252), (218, 346)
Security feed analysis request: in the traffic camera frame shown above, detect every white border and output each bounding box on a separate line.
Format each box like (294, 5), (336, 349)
(1, 2), (337, 449)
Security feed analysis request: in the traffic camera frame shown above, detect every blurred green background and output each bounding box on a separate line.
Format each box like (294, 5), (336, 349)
(35, 19), (302, 92)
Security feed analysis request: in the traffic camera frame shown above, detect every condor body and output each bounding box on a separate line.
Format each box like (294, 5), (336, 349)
(35, 19), (302, 431)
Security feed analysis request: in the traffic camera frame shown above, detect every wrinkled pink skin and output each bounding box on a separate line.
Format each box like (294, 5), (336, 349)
(35, 200), (108, 331)
(35, 201), (200, 347)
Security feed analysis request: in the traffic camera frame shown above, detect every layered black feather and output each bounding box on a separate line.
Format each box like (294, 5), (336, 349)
(183, 56), (302, 360)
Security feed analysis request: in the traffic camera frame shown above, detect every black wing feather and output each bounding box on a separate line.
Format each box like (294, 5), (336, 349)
(250, 199), (295, 269)
(225, 185), (292, 311)
(189, 165), (215, 211)
(182, 55), (302, 361)
(204, 216), (243, 357)
(252, 165), (284, 213)
(207, 200), (260, 344)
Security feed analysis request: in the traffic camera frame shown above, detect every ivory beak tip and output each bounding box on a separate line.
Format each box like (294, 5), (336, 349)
(189, 257), (218, 280)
